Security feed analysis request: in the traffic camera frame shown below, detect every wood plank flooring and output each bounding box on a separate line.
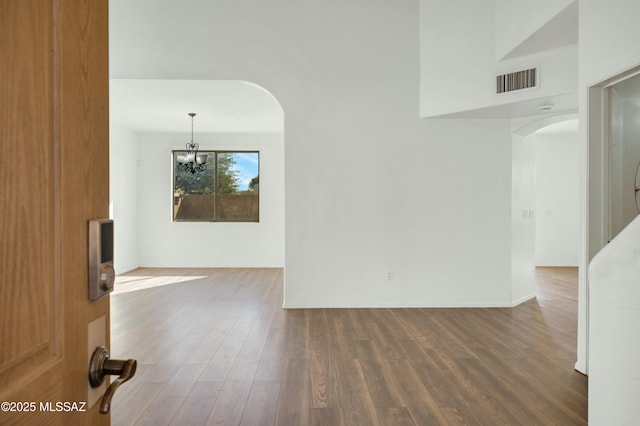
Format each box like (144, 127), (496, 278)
(110, 267), (587, 425)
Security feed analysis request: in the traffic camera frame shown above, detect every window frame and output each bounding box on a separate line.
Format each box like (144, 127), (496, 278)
(171, 149), (260, 223)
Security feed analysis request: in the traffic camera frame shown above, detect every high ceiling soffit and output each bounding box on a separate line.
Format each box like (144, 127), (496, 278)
(500, 1), (578, 61)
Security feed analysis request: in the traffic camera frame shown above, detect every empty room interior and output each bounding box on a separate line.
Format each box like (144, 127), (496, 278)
(106, 0), (640, 424)
(4, 0), (640, 425)
(104, 0), (640, 424)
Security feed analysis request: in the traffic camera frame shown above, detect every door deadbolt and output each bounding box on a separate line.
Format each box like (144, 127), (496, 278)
(89, 346), (137, 414)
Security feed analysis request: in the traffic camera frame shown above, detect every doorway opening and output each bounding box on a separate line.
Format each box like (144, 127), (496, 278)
(511, 114), (582, 374)
(575, 63), (640, 375)
(605, 73), (640, 240)
(586, 65), (640, 261)
(511, 114), (580, 305)
(109, 79), (285, 278)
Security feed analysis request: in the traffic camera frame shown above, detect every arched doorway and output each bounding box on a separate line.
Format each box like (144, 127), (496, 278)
(109, 79), (285, 272)
(511, 114), (580, 303)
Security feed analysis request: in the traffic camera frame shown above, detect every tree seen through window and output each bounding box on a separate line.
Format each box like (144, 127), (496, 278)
(173, 151), (259, 222)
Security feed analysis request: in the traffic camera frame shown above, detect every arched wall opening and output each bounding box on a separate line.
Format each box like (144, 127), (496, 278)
(109, 79), (285, 273)
(510, 114), (580, 302)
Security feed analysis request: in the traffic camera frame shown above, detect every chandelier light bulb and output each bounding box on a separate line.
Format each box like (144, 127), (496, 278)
(176, 113), (207, 174)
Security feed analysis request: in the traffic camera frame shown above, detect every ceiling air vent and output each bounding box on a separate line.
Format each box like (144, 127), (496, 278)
(496, 67), (537, 94)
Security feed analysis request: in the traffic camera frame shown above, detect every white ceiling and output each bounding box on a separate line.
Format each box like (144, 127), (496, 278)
(110, 79), (284, 134)
(108, 2), (580, 125)
(501, 1), (579, 60)
(536, 118), (578, 135)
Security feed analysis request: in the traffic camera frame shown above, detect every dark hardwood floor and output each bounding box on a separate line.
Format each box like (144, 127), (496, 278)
(110, 267), (587, 425)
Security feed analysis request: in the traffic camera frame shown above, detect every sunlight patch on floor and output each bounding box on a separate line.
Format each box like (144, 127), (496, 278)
(113, 275), (207, 294)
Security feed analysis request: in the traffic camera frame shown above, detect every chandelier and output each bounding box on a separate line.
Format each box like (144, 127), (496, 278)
(176, 113), (208, 174)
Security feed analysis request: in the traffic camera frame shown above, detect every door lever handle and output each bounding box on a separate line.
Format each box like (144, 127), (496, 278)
(89, 346), (137, 414)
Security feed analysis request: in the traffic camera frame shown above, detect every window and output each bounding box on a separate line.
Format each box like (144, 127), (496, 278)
(173, 151), (259, 222)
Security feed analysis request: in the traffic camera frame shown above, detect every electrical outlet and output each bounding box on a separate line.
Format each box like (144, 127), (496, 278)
(386, 271), (394, 280)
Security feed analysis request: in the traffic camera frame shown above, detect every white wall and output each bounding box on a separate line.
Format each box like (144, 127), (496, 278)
(609, 92), (640, 238)
(588, 215), (640, 426)
(580, 0), (640, 396)
(110, 122), (139, 274)
(580, 1), (640, 87)
(110, 0), (515, 308)
(135, 132), (284, 267)
(535, 121), (580, 266)
(419, 0), (577, 118)
(511, 133), (536, 303)
(610, 89), (625, 240)
(419, 0), (494, 117)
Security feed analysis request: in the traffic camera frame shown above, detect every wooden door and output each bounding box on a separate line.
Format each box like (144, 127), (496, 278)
(0, 0), (111, 424)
